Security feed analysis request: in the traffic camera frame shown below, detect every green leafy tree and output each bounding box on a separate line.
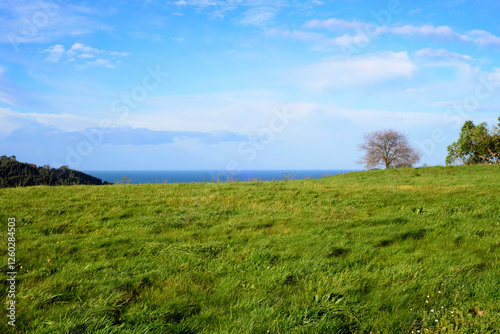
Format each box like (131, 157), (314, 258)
(446, 118), (500, 165)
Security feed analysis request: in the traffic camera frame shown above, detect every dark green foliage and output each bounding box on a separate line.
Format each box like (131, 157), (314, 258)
(0, 155), (109, 188)
(446, 118), (500, 165)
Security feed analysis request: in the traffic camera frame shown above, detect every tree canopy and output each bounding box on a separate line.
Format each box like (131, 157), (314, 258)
(445, 118), (500, 165)
(357, 129), (422, 169)
(0, 155), (110, 188)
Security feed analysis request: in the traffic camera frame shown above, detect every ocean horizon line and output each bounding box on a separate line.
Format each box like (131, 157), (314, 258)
(83, 169), (359, 184)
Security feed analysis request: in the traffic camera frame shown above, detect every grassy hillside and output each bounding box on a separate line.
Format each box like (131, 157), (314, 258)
(1, 165), (499, 333)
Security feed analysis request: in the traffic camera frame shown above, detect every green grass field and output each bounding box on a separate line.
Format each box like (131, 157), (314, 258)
(1, 165), (499, 333)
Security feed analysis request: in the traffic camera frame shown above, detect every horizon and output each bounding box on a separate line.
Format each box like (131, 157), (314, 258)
(2, 0), (500, 171)
(81, 168), (359, 172)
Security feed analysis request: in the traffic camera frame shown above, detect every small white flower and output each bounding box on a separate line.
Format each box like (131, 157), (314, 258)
(431, 309), (434, 312)
(435, 319), (438, 322)
(438, 291), (441, 293)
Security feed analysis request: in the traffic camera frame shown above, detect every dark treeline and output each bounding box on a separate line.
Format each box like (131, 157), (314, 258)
(0, 155), (110, 188)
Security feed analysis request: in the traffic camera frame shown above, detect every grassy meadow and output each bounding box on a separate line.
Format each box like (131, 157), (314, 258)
(1, 165), (500, 333)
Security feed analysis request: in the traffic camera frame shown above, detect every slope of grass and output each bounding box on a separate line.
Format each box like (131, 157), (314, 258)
(1, 165), (499, 333)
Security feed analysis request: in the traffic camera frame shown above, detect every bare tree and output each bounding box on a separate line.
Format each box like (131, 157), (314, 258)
(357, 129), (422, 169)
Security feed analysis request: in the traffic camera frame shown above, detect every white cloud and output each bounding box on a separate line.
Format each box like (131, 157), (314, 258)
(111, 90), (315, 134)
(168, 0), (289, 26)
(413, 48), (477, 83)
(43, 44), (66, 63)
(267, 26), (388, 52)
(415, 48), (473, 62)
(41, 43), (129, 67)
(78, 53), (95, 59)
(0, 2), (107, 47)
(0, 91), (13, 106)
(391, 24), (467, 41)
(304, 18), (366, 30)
(238, 7), (276, 26)
(109, 51), (132, 57)
(69, 42), (103, 55)
(88, 58), (115, 68)
(0, 107), (99, 137)
(295, 51), (417, 91)
(389, 24), (500, 48)
(468, 29), (500, 47)
(298, 18), (500, 52)
(332, 32), (370, 47)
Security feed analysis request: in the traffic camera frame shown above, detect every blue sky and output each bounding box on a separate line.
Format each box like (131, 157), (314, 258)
(1, 0), (500, 171)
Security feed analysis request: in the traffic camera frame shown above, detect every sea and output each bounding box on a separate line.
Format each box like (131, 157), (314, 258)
(84, 170), (356, 184)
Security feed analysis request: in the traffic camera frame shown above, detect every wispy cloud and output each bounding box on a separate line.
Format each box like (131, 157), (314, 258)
(0, 1), (108, 48)
(168, 0), (289, 26)
(238, 6), (277, 27)
(391, 24), (468, 41)
(296, 17), (500, 51)
(467, 29), (500, 47)
(0, 107), (99, 138)
(415, 48), (473, 62)
(413, 48), (476, 80)
(266, 27), (387, 52)
(86, 58), (115, 68)
(0, 68), (18, 106)
(388, 24), (500, 48)
(42, 43), (130, 67)
(1, 107), (249, 147)
(42, 44), (66, 63)
(294, 51), (417, 91)
(304, 18), (367, 30)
